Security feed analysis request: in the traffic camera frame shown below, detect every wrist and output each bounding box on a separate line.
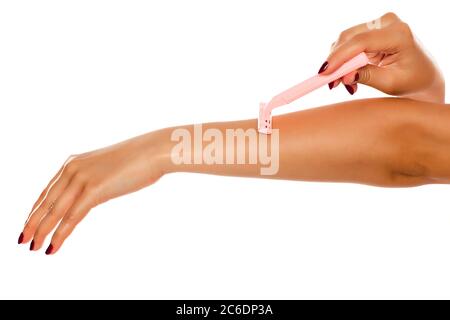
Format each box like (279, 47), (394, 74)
(144, 127), (177, 175)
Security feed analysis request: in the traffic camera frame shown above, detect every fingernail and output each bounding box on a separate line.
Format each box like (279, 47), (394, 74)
(345, 85), (355, 95)
(45, 244), (54, 255)
(354, 72), (360, 83)
(318, 61), (329, 74)
(18, 232), (24, 244)
(328, 82), (334, 90)
(29, 240), (35, 251)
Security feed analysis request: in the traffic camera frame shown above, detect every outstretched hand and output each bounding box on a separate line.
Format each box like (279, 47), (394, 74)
(18, 132), (166, 254)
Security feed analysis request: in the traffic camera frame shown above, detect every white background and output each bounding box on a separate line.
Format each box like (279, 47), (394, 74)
(1, 0), (450, 299)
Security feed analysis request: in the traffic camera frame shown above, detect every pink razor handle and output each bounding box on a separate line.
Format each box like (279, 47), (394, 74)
(258, 52), (369, 134)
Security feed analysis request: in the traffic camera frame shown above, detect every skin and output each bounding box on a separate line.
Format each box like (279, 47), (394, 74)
(20, 98), (450, 254)
(321, 12), (445, 103)
(19, 12), (447, 254)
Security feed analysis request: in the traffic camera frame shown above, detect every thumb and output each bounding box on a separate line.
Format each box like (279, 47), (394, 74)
(357, 64), (395, 94)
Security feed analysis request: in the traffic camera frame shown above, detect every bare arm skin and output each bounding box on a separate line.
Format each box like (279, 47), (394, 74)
(161, 98), (450, 187)
(20, 98), (450, 254)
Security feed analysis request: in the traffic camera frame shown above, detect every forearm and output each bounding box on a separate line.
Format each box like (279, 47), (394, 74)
(153, 98), (450, 187)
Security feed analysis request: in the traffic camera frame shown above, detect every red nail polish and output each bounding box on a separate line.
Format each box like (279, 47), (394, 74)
(45, 244), (54, 255)
(318, 61), (329, 74)
(354, 72), (360, 82)
(328, 82), (334, 90)
(345, 85), (355, 95)
(29, 240), (35, 251)
(18, 232), (24, 244)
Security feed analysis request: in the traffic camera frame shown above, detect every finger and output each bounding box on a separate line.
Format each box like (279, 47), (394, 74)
(356, 64), (396, 93)
(328, 79), (341, 90)
(23, 156), (77, 227)
(330, 41), (336, 51)
(333, 23), (374, 50)
(330, 72), (358, 91)
(344, 83), (358, 96)
(24, 164), (65, 225)
(321, 22), (410, 75)
(22, 170), (73, 245)
(341, 71), (359, 85)
(364, 12), (401, 32)
(47, 188), (94, 255)
(367, 52), (386, 66)
(331, 12), (401, 54)
(366, 12), (401, 30)
(31, 180), (83, 251)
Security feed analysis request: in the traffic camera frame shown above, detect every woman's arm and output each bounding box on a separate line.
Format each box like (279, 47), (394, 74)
(20, 98), (450, 254)
(160, 98), (450, 186)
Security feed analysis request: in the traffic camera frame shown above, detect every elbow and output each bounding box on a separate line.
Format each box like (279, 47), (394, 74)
(387, 122), (435, 187)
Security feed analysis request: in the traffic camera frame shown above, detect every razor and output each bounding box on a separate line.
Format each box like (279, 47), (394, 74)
(258, 52), (369, 134)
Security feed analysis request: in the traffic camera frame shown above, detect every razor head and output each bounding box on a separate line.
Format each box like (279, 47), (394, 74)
(258, 102), (272, 134)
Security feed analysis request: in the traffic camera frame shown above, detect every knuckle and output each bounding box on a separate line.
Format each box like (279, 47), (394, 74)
(84, 183), (101, 206)
(64, 161), (78, 175)
(45, 208), (56, 219)
(359, 68), (371, 84)
(84, 180), (98, 192)
(58, 217), (78, 235)
(72, 170), (89, 185)
(66, 154), (79, 163)
(382, 12), (400, 23)
(64, 213), (78, 224)
(397, 22), (413, 39)
(353, 32), (368, 43)
(56, 221), (72, 238)
(346, 33), (368, 51)
(330, 41), (336, 50)
(37, 199), (50, 213)
(338, 30), (350, 43)
(46, 204), (59, 218)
